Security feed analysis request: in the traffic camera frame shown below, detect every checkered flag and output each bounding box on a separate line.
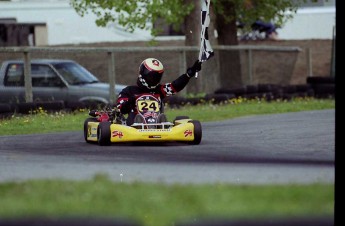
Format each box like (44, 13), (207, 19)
(198, 0), (214, 62)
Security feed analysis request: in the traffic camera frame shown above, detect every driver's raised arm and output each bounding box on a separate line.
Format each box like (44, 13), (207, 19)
(161, 60), (202, 97)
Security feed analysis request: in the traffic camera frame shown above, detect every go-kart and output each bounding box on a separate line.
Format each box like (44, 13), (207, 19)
(83, 94), (202, 146)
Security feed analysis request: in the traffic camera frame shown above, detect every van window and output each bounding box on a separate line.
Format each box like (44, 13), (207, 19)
(54, 62), (99, 85)
(31, 64), (61, 87)
(4, 63), (62, 87)
(4, 63), (24, 86)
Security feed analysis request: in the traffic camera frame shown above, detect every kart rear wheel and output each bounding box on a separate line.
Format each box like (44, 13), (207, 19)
(190, 120), (202, 145)
(84, 118), (98, 143)
(97, 122), (111, 146)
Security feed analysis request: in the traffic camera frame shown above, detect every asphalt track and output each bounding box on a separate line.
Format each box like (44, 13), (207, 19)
(0, 109), (335, 184)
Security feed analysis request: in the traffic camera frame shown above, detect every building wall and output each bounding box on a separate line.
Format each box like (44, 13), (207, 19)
(0, 0), (152, 46)
(278, 6), (336, 40)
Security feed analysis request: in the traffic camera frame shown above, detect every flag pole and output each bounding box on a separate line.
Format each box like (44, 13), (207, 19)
(196, 0), (213, 78)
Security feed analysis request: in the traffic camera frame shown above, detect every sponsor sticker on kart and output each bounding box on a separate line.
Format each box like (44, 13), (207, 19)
(149, 135), (161, 138)
(138, 129), (171, 132)
(184, 130), (193, 137)
(112, 131), (123, 138)
(88, 126), (97, 137)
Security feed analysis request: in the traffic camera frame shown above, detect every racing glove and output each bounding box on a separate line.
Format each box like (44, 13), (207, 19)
(186, 60), (202, 78)
(89, 109), (98, 117)
(119, 96), (136, 114)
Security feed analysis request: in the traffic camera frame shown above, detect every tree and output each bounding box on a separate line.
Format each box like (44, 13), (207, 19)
(71, 0), (304, 92)
(211, 0), (303, 89)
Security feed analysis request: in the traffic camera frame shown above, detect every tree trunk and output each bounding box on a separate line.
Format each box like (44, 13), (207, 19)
(184, 0), (220, 94)
(183, 0), (201, 94)
(214, 2), (243, 89)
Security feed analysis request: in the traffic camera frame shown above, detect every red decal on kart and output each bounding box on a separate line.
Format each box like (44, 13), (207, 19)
(112, 131), (123, 138)
(149, 135), (161, 138)
(184, 130), (193, 137)
(143, 112), (158, 118)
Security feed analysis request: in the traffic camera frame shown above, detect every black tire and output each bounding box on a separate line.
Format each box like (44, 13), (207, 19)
(296, 84), (312, 92)
(245, 85), (258, 94)
(175, 116), (189, 120)
(0, 103), (11, 114)
(244, 92), (274, 101)
(15, 102), (37, 114)
(190, 120), (202, 145)
(257, 84), (272, 93)
(35, 101), (65, 112)
(307, 76), (335, 85)
(97, 121), (111, 146)
(313, 84), (335, 98)
(215, 86), (246, 96)
(173, 116), (189, 125)
(65, 101), (87, 111)
(281, 84), (297, 94)
(165, 96), (187, 108)
(204, 94), (232, 104)
(184, 97), (202, 105)
(84, 118), (98, 143)
(0, 103), (12, 119)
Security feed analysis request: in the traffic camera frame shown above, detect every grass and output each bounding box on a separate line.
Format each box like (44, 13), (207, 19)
(0, 97), (335, 136)
(0, 175), (334, 226)
(0, 97), (335, 226)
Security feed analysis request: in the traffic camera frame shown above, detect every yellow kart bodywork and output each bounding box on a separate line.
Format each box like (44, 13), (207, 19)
(84, 118), (202, 145)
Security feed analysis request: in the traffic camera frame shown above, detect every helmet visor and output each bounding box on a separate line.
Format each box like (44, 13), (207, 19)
(141, 67), (163, 88)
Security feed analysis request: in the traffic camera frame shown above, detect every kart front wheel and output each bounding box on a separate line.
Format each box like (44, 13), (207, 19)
(84, 118), (98, 143)
(97, 122), (111, 146)
(175, 116), (189, 120)
(173, 116), (189, 125)
(190, 120), (202, 145)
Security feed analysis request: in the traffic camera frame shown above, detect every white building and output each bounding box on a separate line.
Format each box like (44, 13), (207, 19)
(278, 5), (336, 40)
(0, 0), (336, 46)
(0, 0), (152, 46)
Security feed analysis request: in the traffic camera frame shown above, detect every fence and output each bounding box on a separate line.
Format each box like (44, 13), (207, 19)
(0, 45), (301, 103)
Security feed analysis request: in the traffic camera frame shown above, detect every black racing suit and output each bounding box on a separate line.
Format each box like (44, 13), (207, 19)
(116, 73), (191, 125)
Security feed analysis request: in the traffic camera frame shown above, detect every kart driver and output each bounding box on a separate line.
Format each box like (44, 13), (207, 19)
(116, 58), (202, 125)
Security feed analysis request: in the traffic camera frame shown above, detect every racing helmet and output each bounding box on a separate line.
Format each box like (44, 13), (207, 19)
(138, 58), (164, 89)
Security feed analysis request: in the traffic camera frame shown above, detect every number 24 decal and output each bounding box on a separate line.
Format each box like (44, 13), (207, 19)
(138, 100), (159, 112)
